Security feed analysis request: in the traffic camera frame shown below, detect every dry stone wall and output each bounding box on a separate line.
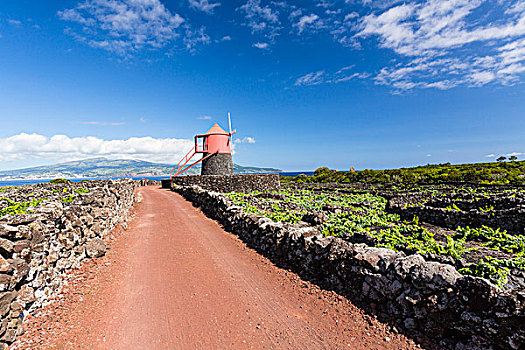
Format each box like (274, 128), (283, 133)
(387, 193), (525, 235)
(172, 174), (280, 193)
(176, 185), (525, 350)
(0, 180), (136, 348)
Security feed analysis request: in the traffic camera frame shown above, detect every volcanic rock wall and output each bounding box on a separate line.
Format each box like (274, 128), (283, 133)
(387, 194), (525, 234)
(0, 180), (136, 347)
(172, 174), (280, 193)
(176, 185), (524, 350)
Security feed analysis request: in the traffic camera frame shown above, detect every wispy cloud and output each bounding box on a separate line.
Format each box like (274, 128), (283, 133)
(235, 136), (256, 144)
(295, 66), (369, 86)
(189, 0), (221, 14)
(293, 14), (320, 34)
(139, 117), (147, 123)
(352, 0), (525, 91)
(232, 0), (525, 92)
(184, 26), (210, 52)
(253, 42), (269, 49)
(0, 133), (193, 163)
(54, 0), (525, 91)
(57, 0), (205, 57)
(238, 0), (281, 42)
(7, 19), (22, 26)
(198, 115), (212, 120)
(82, 121), (125, 126)
(295, 71), (325, 86)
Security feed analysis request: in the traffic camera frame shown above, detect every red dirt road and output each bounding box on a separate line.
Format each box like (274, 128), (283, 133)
(12, 186), (421, 350)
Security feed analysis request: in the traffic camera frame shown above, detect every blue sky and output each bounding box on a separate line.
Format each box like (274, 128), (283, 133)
(0, 0), (524, 172)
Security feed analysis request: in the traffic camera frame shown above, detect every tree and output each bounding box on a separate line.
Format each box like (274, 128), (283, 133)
(496, 156), (507, 162)
(314, 167), (331, 176)
(509, 155), (518, 161)
(49, 178), (70, 184)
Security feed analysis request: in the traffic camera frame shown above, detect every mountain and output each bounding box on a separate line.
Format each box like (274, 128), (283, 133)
(0, 158), (281, 180)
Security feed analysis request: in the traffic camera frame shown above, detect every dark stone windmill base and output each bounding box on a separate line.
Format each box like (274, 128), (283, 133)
(201, 153), (234, 176)
(171, 174), (280, 193)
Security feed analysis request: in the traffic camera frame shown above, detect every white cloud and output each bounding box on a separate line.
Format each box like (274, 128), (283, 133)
(294, 14), (320, 34)
(295, 66), (369, 86)
(469, 71), (496, 86)
(198, 115), (212, 120)
(295, 71), (325, 86)
(82, 121), (125, 126)
(253, 42), (269, 49)
(289, 9), (302, 19)
(344, 12), (359, 21)
(52, 0), (525, 90)
(239, 0), (278, 24)
(238, 0), (281, 41)
(358, 0), (403, 9)
(189, 0), (221, 14)
(352, 0), (525, 91)
(316, 0), (332, 9)
(235, 137), (256, 144)
(0, 133), (193, 164)
(7, 19), (22, 26)
(58, 0), (192, 56)
(139, 117), (147, 123)
(184, 26), (210, 52)
(485, 154), (496, 158)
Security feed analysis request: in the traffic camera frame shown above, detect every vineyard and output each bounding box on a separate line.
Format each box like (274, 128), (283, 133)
(0, 185), (91, 218)
(225, 182), (525, 289)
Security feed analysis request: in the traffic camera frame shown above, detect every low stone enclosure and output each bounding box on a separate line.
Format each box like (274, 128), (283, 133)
(387, 191), (525, 235)
(172, 174), (280, 193)
(0, 180), (137, 348)
(175, 185), (524, 350)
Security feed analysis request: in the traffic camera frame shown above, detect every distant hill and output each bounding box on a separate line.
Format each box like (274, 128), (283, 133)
(0, 157), (281, 180)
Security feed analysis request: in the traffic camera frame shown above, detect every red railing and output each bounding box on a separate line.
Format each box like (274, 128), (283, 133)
(172, 151), (218, 177)
(169, 147), (196, 177)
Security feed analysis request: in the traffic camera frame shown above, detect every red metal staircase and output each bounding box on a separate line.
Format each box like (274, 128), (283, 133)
(169, 147), (218, 177)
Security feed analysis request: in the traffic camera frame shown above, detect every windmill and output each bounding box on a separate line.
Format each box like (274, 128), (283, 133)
(170, 113), (236, 177)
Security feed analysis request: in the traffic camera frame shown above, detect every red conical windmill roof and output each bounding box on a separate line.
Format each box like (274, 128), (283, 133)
(205, 122), (229, 135)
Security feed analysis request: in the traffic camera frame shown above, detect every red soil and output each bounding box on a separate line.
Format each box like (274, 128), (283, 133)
(11, 186), (421, 349)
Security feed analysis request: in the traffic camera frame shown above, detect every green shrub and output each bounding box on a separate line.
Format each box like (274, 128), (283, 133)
(285, 160), (525, 185)
(49, 178), (70, 184)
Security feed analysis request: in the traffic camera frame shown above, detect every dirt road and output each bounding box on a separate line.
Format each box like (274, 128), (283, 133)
(12, 186), (420, 349)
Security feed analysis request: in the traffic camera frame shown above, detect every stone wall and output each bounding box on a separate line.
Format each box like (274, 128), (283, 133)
(175, 185), (524, 350)
(387, 194), (525, 235)
(137, 179), (161, 187)
(172, 174), (280, 193)
(0, 180), (136, 348)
